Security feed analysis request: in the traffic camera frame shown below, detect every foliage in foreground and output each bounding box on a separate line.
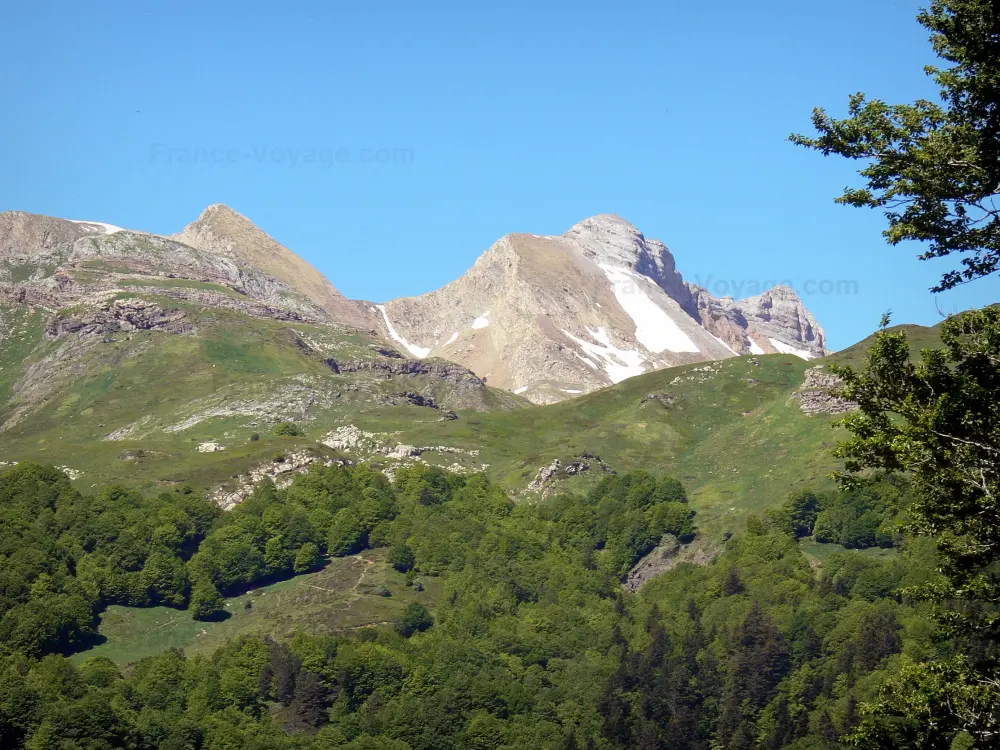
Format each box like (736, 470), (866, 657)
(830, 307), (1000, 745)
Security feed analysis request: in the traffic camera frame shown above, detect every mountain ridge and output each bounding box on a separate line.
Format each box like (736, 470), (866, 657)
(376, 213), (827, 403)
(2, 205), (828, 404)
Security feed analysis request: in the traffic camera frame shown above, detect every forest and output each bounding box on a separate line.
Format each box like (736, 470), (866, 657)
(0, 455), (946, 749)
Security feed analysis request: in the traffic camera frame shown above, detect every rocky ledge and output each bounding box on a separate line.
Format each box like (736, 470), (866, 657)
(46, 298), (194, 337)
(792, 366), (857, 415)
(326, 358), (486, 386)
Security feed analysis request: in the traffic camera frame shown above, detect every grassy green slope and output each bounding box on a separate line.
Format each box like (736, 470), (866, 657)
(73, 548), (442, 667)
(0, 304), (46, 406)
(386, 354), (845, 535)
(826, 320), (943, 368)
(2, 296), (952, 537)
(0, 293), (523, 492)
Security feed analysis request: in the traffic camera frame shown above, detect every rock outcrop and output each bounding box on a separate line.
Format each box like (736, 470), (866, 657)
(46, 298), (194, 337)
(792, 366), (857, 415)
(624, 535), (717, 591)
(526, 454), (616, 494)
(689, 284), (826, 359)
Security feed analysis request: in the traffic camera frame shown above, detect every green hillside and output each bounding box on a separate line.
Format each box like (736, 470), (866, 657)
(3, 290), (925, 538)
(0, 292), (525, 493)
(386, 354), (844, 533)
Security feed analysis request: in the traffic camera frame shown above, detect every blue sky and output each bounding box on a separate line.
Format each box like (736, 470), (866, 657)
(2, 0), (996, 351)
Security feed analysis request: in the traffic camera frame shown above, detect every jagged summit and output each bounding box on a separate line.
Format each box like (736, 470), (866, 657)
(375, 214), (829, 403)
(565, 213), (642, 237)
(181, 203), (264, 239)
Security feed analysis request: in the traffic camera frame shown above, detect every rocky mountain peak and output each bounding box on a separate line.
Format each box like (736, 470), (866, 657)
(563, 214), (694, 315)
(173, 204), (364, 325)
(1, 211), (97, 259)
(737, 285), (825, 352)
(373, 214), (828, 403)
(565, 213), (642, 239)
(186, 203), (258, 237)
(175, 204), (273, 253)
(563, 214), (648, 267)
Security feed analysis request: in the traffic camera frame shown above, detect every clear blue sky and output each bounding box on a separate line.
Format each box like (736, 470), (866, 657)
(2, 0), (996, 350)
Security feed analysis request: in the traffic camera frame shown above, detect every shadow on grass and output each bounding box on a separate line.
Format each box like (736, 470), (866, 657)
(72, 631), (109, 654)
(194, 610), (232, 623)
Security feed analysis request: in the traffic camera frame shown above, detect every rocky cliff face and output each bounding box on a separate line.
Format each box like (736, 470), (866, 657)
(374, 214), (828, 403)
(688, 284), (826, 359)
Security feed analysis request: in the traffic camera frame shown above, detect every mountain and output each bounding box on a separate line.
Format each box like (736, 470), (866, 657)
(375, 214), (827, 403)
(0, 203), (849, 508)
(0, 206), (524, 493)
(172, 204), (368, 326)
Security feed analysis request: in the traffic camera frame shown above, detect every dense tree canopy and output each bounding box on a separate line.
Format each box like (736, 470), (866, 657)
(831, 307), (1000, 744)
(0, 456), (951, 748)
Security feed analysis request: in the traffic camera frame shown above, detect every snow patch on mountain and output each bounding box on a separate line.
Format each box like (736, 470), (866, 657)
(769, 338), (814, 360)
(748, 338), (766, 355)
(709, 332), (738, 355)
(377, 304), (431, 358)
(471, 312), (490, 329)
(564, 326), (647, 384)
(69, 220), (124, 235)
(599, 264), (699, 354)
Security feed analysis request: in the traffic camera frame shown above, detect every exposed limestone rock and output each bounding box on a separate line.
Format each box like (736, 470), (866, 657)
(47, 298), (194, 337)
(670, 362), (722, 385)
(528, 459), (564, 493)
(640, 392), (676, 407)
(197, 441), (225, 453)
(373, 214), (828, 402)
(332, 359), (485, 386)
(128, 287), (325, 323)
(105, 416), (153, 441)
(319, 425), (482, 468)
(792, 366), (857, 415)
(210, 451), (345, 510)
(1, 211), (91, 260)
(2, 207), (341, 325)
(527, 453), (616, 495)
(689, 284), (826, 358)
(625, 535), (682, 591)
(625, 535), (717, 591)
(320, 425), (385, 453)
(57, 465), (83, 480)
(172, 204), (365, 325)
(384, 444), (421, 459)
